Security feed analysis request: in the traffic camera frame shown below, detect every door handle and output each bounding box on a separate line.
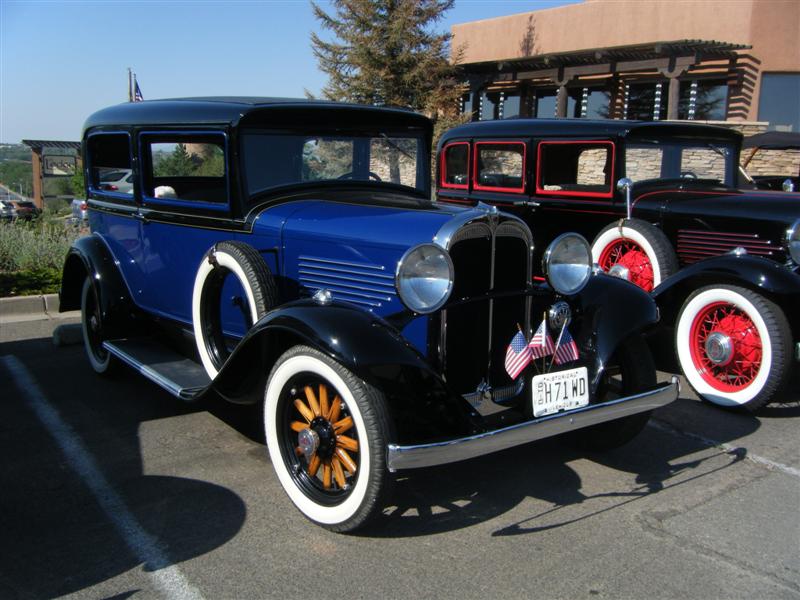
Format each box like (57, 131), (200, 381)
(134, 212), (149, 224)
(513, 200), (540, 208)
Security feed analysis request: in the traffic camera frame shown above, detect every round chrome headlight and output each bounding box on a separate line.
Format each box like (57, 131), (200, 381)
(542, 233), (592, 295)
(787, 219), (800, 265)
(396, 243), (454, 314)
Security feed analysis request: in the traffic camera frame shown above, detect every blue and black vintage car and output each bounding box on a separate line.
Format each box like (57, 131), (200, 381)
(437, 119), (800, 412)
(60, 98), (677, 531)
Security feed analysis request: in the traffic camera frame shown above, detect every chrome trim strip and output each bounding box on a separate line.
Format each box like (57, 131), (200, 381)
(298, 255), (387, 271)
(386, 378), (679, 470)
(103, 342), (205, 401)
(297, 262), (395, 281)
(298, 276), (395, 299)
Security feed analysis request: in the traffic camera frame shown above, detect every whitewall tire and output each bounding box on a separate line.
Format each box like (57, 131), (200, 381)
(675, 285), (791, 411)
(264, 345), (393, 532)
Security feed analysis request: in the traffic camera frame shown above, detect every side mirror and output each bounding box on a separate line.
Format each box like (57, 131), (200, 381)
(617, 178), (634, 219)
(782, 178), (795, 193)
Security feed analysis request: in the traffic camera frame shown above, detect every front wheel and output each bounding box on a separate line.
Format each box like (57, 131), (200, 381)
(566, 336), (656, 451)
(675, 285), (791, 412)
(264, 345), (394, 532)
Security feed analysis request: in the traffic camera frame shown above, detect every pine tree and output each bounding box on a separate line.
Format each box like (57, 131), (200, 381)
(311, 0), (465, 124)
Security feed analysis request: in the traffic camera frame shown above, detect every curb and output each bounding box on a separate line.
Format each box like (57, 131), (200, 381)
(0, 293), (61, 317)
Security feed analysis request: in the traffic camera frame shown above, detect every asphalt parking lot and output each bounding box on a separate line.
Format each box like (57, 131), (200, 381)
(0, 320), (798, 599)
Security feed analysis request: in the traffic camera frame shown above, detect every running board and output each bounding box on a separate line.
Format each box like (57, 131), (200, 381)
(103, 338), (211, 401)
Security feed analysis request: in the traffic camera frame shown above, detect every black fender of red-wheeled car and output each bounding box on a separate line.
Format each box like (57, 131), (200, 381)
(60, 234), (137, 339)
(211, 299), (485, 446)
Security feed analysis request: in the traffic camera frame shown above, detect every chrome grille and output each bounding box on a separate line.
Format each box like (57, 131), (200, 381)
(298, 255), (396, 308)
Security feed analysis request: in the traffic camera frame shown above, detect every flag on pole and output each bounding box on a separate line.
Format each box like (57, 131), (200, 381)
(134, 77), (143, 102)
(529, 318), (555, 359)
(553, 327), (580, 364)
(504, 330), (532, 379)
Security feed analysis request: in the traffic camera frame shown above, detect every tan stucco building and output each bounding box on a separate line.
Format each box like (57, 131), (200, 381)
(452, 0), (799, 131)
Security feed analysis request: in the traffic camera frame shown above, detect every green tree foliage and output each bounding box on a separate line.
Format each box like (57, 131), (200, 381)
(154, 143), (196, 177)
(0, 161), (33, 196)
(310, 0), (467, 140)
(154, 143), (224, 177)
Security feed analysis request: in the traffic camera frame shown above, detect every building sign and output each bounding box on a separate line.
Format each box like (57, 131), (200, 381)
(43, 155), (77, 177)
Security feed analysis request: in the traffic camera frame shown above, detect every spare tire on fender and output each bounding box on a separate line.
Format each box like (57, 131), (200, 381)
(192, 240), (278, 379)
(591, 218), (678, 292)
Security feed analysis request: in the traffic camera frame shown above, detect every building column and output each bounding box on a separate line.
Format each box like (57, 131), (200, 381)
(31, 149), (44, 209)
(556, 85), (568, 118)
(666, 76), (680, 120)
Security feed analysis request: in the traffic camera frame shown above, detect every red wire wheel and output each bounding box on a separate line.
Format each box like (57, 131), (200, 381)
(688, 301), (762, 392)
(597, 238), (655, 291)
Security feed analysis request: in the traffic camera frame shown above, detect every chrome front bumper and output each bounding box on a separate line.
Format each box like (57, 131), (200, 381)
(386, 377), (679, 471)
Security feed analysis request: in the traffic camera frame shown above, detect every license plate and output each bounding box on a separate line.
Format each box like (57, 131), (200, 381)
(532, 367), (589, 417)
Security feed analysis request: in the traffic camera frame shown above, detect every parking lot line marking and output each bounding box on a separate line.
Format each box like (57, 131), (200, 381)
(0, 355), (205, 600)
(649, 418), (800, 480)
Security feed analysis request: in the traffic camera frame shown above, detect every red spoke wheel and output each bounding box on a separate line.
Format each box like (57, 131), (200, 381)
(264, 345), (393, 532)
(676, 285), (791, 411)
(591, 219), (678, 292)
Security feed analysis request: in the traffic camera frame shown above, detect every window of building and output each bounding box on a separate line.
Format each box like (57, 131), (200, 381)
(679, 79), (728, 120)
(142, 133), (228, 205)
(758, 73), (800, 132)
(536, 141), (614, 197)
(440, 142), (470, 189)
(625, 82), (666, 121)
(534, 89), (558, 118)
(474, 142), (526, 193)
(87, 133), (133, 197)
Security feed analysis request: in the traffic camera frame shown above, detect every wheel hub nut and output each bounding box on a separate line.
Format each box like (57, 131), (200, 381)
(705, 331), (733, 366)
(298, 428), (319, 460)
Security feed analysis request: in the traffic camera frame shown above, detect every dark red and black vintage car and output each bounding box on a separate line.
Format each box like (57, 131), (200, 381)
(436, 119), (800, 412)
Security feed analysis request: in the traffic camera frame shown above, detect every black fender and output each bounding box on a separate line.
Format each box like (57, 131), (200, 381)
(213, 299), (484, 446)
(60, 234), (136, 338)
(569, 273), (659, 391)
(649, 254), (800, 369)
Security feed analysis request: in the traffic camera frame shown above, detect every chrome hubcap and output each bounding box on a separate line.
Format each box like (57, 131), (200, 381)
(608, 264), (630, 281)
(705, 331), (734, 366)
(297, 428), (319, 461)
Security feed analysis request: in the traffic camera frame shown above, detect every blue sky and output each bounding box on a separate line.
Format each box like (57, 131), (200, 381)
(1, 0), (574, 143)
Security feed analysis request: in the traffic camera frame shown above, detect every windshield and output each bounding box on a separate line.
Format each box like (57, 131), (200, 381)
(241, 131), (427, 199)
(625, 137), (736, 186)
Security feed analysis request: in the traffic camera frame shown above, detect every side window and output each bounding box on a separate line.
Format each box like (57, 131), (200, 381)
(680, 146), (729, 181)
(87, 133), (132, 197)
(440, 142), (470, 189)
(474, 142), (526, 193)
(626, 146), (664, 182)
(536, 141), (614, 198)
(302, 138), (354, 181)
(142, 134), (227, 205)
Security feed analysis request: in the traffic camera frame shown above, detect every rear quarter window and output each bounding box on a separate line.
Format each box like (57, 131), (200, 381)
(87, 133), (133, 196)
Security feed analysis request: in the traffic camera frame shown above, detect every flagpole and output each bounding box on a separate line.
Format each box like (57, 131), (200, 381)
(127, 68), (133, 102)
(548, 321), (568, 373)
(542, 311), (547, 372)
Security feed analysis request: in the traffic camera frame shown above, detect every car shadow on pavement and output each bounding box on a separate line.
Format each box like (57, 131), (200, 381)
(366, 397), (759, 538)
(0, 338), (247, 599)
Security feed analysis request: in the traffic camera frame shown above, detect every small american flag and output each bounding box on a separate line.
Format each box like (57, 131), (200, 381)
(529, 319), (554, 359)
(134, 79), (143, 102)
(505, 330), (532, 379)
(554, 327), (580, 365)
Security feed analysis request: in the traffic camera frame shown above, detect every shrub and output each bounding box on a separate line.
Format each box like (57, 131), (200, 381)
(0, 220), (84, 274)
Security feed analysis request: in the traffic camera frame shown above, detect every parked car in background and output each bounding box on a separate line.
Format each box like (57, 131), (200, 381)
(71, 198), (88, 221)
(60, 98), (677, 532)
(97, 168), (134, 194)
(10, 200), (40, 220)
(0, 199), (17, 221)
(437, 118), (800, 412)
(740, 131), (800, 192)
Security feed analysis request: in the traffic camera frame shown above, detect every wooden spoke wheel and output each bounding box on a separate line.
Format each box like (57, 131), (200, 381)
(264, 345), (393, 532)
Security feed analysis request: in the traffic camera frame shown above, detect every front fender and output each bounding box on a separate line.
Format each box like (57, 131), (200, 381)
(60, 234), (135, 338)
(213, 299), (483, 445)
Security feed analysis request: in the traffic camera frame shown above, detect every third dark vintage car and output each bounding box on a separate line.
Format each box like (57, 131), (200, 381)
(740, 130), (800, 192)
(436, 119), (800, 412)
(60, 98), (677, 531)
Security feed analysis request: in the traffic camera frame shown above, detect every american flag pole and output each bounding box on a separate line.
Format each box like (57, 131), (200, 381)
(548, 320), (568, 373)
(520, 322), (540, 375)
(541, 311), (547, 372)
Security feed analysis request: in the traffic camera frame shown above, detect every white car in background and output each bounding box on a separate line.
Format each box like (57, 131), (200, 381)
(98, 169), (134, 194)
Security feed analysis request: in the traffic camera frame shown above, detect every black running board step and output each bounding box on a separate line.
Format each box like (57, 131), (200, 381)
(103, 338), (211, 401)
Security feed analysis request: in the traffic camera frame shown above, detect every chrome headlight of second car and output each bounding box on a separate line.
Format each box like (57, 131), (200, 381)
(787, 219), (800, 265)
(542, 233), (592, 295)
(396, 243), (454, 314)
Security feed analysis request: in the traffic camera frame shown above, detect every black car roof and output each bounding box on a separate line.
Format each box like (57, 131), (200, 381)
(83, 97), (431, 133)
(439, 118), (742, 144)
(742, 130), (800, 149)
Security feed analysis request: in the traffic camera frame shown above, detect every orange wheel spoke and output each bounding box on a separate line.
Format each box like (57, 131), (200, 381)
(319, 384), (329, 419)
(336, 434), (359, 452)
(331, 456), (346, 489)
(307, 454), (321, 477)
(336, 447), (357, 474)
(290, 420), (308, 433)
(322, 462), (332, 490)
(304, 386), (321, 417)
(327, 395), (342, 422)
(293, 399), (314, 423)
(333, 416), (354, 434)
